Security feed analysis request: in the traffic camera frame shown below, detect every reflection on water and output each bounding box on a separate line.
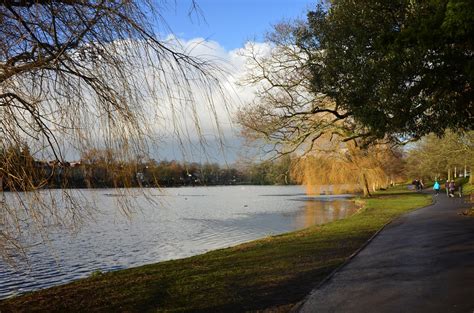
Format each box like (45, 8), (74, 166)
(0, 186), (359, 299)
(294, 199), (359, 228)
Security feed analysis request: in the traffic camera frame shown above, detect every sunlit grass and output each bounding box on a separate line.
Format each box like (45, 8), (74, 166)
(0, 188), (432, 313)
(463, 182), (473, 195)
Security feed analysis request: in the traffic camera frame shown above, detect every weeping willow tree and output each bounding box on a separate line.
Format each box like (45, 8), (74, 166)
(0, 0), (229, 262)
(237, 21), (405, 196)
(291, 139), (405, 196)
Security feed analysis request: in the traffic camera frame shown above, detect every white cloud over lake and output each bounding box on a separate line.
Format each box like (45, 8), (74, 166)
(147, 37), (271, 163)
(21, 36), (270, 164)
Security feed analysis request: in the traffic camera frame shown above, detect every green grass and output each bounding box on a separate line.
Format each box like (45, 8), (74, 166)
(373, 183), (414, 195)
(0, 189), (432, 313)
(463, 182), (473, 195)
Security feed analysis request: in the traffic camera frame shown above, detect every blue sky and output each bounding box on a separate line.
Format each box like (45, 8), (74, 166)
(163, 0), (316, 49)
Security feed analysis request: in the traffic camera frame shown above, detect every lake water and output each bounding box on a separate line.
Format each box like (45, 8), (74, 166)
(0, 185), (359, 299)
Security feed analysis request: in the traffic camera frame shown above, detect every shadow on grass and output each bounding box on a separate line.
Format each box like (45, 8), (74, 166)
(200, 266), (336, 313)
(374, 191), (420, 197)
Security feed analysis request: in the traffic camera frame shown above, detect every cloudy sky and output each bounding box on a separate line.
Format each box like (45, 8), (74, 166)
(150, 1), (315, 164)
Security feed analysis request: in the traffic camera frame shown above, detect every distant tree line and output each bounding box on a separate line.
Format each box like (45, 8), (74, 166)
(405, 131), (473, 183)
(0, 146), (295, 191)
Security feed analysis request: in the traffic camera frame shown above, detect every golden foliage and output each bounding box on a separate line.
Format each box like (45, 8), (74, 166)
(291, 140), (404, 196)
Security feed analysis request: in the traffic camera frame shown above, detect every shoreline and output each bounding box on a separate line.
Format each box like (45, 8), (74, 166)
(0, 187), (432, 312)
(0, 187), (360, 300)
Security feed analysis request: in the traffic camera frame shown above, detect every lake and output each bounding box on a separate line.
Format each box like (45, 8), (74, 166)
(0, 185), (360, 299)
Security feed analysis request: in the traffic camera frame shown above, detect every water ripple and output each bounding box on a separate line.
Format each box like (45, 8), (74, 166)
(0, 186), (359, 299)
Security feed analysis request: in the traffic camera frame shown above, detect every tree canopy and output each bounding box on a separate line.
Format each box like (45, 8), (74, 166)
(300, 0), (473, 141)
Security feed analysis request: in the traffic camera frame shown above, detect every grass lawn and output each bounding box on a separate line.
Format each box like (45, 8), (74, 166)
(0, 188), (432, 313)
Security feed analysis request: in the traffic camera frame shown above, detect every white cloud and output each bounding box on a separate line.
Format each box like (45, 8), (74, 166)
(22, 36), (270, 164)
(143, 37), (272, 162)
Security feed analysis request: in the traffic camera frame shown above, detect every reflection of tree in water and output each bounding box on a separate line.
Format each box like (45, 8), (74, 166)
(296, 200), (358, 229)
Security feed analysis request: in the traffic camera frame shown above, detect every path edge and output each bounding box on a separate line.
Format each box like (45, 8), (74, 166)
(290, 195), (435, 313)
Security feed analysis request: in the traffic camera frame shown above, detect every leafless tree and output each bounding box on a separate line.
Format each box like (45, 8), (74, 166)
(0, 0), (229, 262)
(236, 22), (405, 196)
(236, 22), (370, 156)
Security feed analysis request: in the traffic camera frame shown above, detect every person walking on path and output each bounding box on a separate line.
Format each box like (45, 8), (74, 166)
(419, 179), (424, 190)
(433, 181), (440, 195)
(449, 180), (456, 197)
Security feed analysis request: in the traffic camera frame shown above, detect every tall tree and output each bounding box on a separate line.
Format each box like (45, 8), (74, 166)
(300, 0), (473, 141)
(237, 23), (364, 155)
(237, 23), (405, 196)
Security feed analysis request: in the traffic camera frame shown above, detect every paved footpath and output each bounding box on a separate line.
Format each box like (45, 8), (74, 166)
(297, 192), (474, 313)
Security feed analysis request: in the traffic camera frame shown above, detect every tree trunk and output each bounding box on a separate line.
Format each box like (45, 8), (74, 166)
(363, 173), (372, 197)
(470, 166), (473, 184)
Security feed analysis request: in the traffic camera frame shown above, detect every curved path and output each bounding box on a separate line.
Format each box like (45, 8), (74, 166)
(297, 192), (474, 313)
